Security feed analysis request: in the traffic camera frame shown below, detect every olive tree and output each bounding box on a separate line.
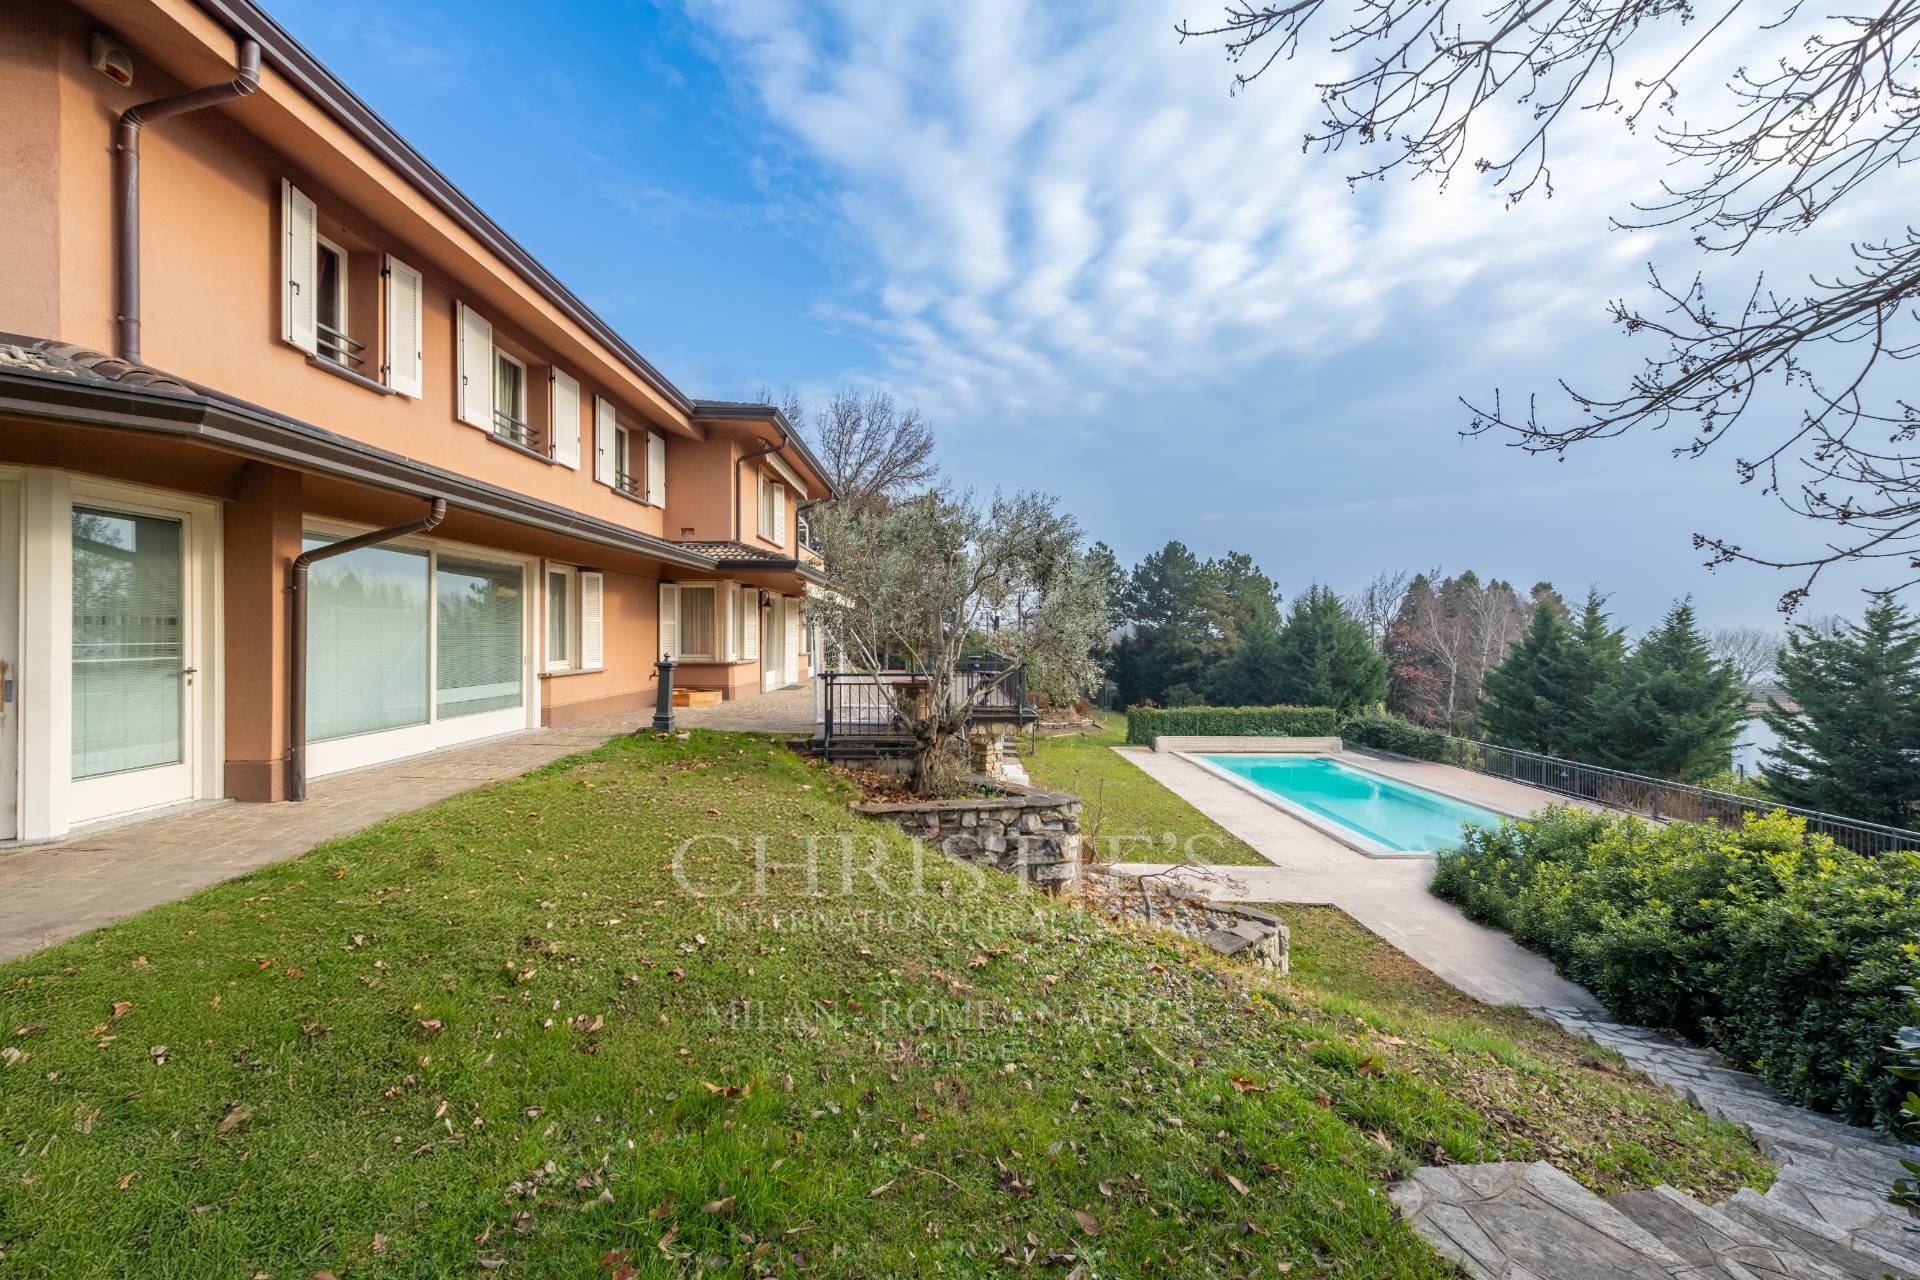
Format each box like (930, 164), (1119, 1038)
(810, 488), (1108, 794)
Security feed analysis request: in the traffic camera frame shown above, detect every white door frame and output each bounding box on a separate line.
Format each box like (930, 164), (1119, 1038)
(64, 478), (224, 829)
(761, 594), (784, 692)
(0, 477), (20, 842)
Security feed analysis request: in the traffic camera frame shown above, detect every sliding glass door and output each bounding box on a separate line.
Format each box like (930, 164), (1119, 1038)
(301, 529), (531, 777)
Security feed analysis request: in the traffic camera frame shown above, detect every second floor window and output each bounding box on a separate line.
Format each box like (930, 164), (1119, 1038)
(283, 180), (421, 396)
(613, 424), (638, 497)
(494, 352), (529, 447)
(757, 472), (787, 544)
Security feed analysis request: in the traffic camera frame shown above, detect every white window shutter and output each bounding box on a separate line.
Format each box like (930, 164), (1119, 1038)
(594, 397), (616, 485)
(658, 583), (680, 661)
(646, 431), (666, 506)
(579, 571), (605, 671)
(773, 485), (787, 544)
(740, 585), (759, 660)
(456, 303), (493, 427)
(550, 370), (581, 468)
(282, 180), (318, 353)
(383, 255), (424, 397)
(720, 582), (736, 661)
(784, 602), (802, 684)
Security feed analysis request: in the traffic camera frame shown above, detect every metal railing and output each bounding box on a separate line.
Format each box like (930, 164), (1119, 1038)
(317, 322), (366, 369)
(817, 655), (1036, 752)
(614, 469), (643, 498)
(492, 409), (533, 448)
(1446, 738), (1920, 856)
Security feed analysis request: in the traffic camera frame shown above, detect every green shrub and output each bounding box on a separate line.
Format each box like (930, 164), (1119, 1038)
(1124, 704), (1340, 746)
(1340, 712), (1460, 762)
(1432, 807), (1920, 1125)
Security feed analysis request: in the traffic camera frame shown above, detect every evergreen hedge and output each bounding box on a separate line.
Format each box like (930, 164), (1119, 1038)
(1431, 805), (1920, 1125)
(1124, 705), (1339, 746)
(1339, 713), (1459, 762)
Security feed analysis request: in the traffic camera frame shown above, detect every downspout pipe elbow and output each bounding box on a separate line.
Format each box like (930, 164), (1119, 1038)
(287, 499), (447, 802)
(115, 38), (262, 363)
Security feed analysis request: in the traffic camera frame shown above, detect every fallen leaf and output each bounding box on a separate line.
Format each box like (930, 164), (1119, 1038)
(1072, 1208), (1101, 1236)
(702, 1196), (736, 1214)
(216, 1105), (251, 1136)
(867, 1180), (895, 1198)
(1225, 1173), (1250, 1196)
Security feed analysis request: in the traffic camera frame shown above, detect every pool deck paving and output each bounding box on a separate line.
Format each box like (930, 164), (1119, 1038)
(1109, 745), (1920, 1279)
(1108, 745), (1602, 1010)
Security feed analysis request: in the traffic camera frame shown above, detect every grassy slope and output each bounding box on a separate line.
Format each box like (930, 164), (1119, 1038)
(0, 731), (1768, 1278)
(1024, 714), (1271, 866)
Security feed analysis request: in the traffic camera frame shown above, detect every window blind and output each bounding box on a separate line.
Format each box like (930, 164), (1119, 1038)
(71, 508), (184, 780)
(679, 584), (717, 659)
(436, 556), (523, 720)
(304, 534), (430, 742)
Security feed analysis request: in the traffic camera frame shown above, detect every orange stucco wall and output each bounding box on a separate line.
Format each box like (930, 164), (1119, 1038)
(4, 1), (694, 543)
(0, 0), (834, 813)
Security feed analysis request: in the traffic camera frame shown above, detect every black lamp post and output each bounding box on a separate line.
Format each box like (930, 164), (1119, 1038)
(652, 654), (677, 732)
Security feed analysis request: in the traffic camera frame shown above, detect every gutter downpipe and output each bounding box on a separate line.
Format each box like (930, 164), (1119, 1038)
(287, 499), (446, 801)
(734, 430), (789, 542)
(116, 38), (262, 362)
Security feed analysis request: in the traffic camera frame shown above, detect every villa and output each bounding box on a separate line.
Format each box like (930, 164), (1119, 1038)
(0, 0), (835, 842)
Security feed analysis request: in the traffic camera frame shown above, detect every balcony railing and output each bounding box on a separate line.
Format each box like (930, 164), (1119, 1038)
(316, 322), (367, 370)
(1442, 737), (1920, 857)
(614, 469), (643, 498)
(492, 409), (533, 449)
(816, 653), (1037, 753)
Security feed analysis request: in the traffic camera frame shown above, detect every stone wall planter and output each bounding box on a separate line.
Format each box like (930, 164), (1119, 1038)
(852, 777), (1083, 890)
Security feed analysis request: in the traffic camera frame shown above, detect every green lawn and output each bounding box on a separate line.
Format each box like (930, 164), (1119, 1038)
(0, 730), (1769, 1277)
(1024, 713), (1272, 866)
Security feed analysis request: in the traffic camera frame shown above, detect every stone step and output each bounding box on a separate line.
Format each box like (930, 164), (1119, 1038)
(1606, 1185), (1849, 1280)
(1391, 1161), (1693, 1277)
(1770, 1149), (1916, 1233)
(1718, 1187), (1920, 1280)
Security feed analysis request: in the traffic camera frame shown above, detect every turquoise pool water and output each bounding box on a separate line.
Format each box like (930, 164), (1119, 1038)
(1200, 755), (1505, 853)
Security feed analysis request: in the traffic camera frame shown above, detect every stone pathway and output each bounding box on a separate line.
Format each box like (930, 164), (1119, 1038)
(1110, 745), (1920, 1278)
(674, 682), (817, 735)
(0, 712), (654, 963)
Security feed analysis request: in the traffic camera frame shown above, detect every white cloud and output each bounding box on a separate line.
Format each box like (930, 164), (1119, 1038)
(685, 0), (1688, 421)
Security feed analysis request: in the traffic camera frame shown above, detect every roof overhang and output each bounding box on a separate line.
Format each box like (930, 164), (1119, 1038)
(164, 0), (696, 423)
(0, 360), (719, 572)
(690, 401), (837, 501)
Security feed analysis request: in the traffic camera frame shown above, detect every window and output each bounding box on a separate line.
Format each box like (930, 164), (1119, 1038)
(302, 535), (431, 743)
(314, 238), (351, 366)
(494, 351), (529, 446)
(613, 424), (639, 497)
(547, 566), (574, 670)
(757, 473), (777, 541)
(437, 556), (523, 720)
(545, 564), (605, 674)
(678, 585), (718, 660)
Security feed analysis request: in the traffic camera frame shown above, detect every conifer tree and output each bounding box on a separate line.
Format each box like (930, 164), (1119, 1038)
(1763, 596), (1920, 827)
(1201, 620), (1289, 706)
(1578, 600), (1744, 781)
(1269, 585), (1388, 714)
(1479, 600), (1575, 753)
(1560, 590), (1628, 758)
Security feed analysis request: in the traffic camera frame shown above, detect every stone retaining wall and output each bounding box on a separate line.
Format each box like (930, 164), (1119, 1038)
(852, 778), (1083, 890)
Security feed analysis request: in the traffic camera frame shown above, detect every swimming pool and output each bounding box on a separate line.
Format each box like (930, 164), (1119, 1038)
(1197, 755), (1506, 855)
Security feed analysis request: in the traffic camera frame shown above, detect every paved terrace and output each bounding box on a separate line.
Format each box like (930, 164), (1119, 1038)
(0, 712), (659, 963)
(0, 689), (823, 964)
(1110, 746), (1604, 1010)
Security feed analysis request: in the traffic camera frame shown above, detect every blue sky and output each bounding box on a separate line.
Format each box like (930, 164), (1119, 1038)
(268, 0), (1888, 635)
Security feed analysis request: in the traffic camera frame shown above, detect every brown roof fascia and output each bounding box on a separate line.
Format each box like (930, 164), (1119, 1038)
(0, 362), (720, 572)
(188, 0), (696, 421)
